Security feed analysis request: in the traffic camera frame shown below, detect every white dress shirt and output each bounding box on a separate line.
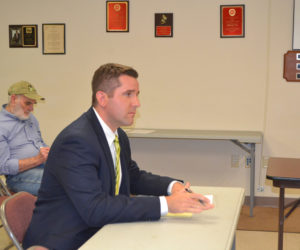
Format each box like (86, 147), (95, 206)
(92, 108), (176, 215)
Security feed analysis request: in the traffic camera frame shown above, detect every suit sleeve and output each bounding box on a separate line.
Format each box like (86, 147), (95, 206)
(47, 129), (161, 228)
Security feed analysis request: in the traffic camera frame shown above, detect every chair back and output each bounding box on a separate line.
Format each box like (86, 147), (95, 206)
(0, 191), (37, 250)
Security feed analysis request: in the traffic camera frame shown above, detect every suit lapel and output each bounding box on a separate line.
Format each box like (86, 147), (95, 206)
(85, 107), (115, 193)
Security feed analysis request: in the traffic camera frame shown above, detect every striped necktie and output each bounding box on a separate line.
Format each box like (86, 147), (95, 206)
(114, 135), (120, 195)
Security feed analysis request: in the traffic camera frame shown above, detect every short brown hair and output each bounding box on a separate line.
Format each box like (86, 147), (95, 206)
(91, 63), (138, 106)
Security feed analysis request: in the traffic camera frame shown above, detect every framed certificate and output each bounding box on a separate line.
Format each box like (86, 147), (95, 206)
(155, 13), (173, 37)
(220, 5), (245, 38)
(9, 25), (38, 48)
(42, 23), (66, 54)
(106, 1), (129, 32)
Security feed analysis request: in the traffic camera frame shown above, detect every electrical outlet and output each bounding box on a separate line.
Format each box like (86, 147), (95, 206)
(257, 185), (264, 192)
(245, 156), (251, 168)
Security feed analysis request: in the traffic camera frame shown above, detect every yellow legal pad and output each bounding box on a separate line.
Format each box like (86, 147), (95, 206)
(166, 212), (193, 217)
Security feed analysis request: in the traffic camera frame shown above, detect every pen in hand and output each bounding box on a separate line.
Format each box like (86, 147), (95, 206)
(185, 188), (207, 206)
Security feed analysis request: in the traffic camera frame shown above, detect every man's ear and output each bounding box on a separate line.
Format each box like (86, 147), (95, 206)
(95, 91), (108, 107)
(10, 94), (17, 104)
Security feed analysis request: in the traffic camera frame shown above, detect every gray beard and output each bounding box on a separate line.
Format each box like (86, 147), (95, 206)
(12, 104), (29, 120)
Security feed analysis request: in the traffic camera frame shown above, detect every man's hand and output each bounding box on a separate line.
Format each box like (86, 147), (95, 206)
(166, 183), (214, 214)
(39, 147), (50, 162)
(19, 147), (50, 172)
(171, 181), (192, 194)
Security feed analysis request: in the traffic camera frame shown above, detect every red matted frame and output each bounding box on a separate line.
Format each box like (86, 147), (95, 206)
(106, 1), (129, 32)
(220, 5), (245, 38)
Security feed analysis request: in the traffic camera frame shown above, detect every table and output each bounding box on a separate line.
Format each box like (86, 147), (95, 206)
(266, 157), (300, 250)
(125, 128), (262, 216)
(80, 186), (245, 250)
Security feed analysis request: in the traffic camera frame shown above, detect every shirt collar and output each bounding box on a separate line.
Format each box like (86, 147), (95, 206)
(2, 104), (13, 117)
(92, 107), (117, 146)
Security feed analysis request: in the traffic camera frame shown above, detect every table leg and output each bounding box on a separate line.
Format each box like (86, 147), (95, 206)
(231, 140), (256, 217)
(278, 187), (284, 250)
(250, 143), (255, 217)
(231, 235), (236, 250)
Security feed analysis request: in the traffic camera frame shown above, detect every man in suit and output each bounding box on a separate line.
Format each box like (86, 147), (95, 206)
(23, 63), (213, 250)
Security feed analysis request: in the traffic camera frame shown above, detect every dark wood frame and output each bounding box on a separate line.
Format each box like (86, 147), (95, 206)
(9, 24), (38, 48)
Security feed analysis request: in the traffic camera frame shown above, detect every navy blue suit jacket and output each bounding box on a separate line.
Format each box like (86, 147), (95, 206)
(23, 107), (175, 250)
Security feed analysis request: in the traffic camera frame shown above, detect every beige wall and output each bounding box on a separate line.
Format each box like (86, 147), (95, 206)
(0, 0), (299, 198)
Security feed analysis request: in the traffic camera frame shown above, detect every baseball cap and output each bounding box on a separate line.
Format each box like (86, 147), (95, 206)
(8, 81), (45, 102)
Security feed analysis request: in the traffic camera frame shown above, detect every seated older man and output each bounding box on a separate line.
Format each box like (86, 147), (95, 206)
(0, 81), (49, 195)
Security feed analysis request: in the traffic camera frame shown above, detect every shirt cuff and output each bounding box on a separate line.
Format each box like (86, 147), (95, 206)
(160, 181), (182, 216)
(159, 196), (168, 216)
(167, 180), (180, 195)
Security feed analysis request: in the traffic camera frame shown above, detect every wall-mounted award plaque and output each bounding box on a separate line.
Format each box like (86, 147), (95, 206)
(9, 25), (38, 48)
(283, 50), (300, 82)
(106, 1), (129, 32)
(155, 13), (173, 37)
(220, 5), (245, 38)
(42, 23), (66, 54)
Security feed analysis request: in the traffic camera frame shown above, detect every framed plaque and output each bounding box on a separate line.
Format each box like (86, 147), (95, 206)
(106, 1), (129, 32)
(283, 50), (300, 82)
(42, 23), (66, 54)
(220, 5), (245, 38)
(155, 13), (173, 37)
(23, 25), (38, 46)
(9, 25), (38, 48)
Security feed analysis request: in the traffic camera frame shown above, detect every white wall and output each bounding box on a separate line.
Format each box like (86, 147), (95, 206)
(0, 0), (299, 198)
